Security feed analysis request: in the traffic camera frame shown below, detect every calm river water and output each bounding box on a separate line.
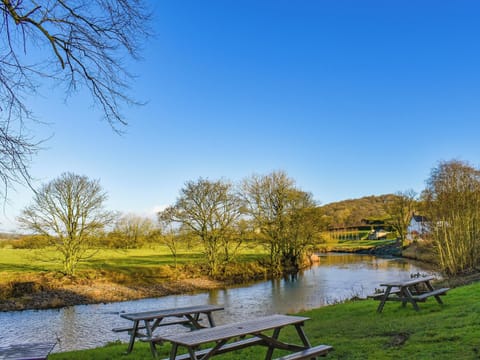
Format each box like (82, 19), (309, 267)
(0, 253), (437, 352)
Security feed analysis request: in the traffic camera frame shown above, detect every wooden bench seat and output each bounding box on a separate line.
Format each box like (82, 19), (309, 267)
(368, 290), (401, 300)
(0, 342), (56, 360)
(113, 318), (201, 333)
(275, 345), (333, 360)
(168, 337), (265, 360)
(412, 287), (450, 301)
(112, 324), (147, 332)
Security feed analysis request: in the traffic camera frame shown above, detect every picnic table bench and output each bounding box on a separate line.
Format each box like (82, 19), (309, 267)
(0, 342), (56, 360)
(114, 304), (224, 356)
(156, 314), (333, 360)
(371, 276), (449, 313)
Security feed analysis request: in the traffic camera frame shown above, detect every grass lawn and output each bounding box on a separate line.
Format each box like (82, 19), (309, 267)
(51, 281), (480, 359)
(0, 242), (268, 278)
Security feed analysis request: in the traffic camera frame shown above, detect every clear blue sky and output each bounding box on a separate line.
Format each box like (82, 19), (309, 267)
(2, 0), (480, 231)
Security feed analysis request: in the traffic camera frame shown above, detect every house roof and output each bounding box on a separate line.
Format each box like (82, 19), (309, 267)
(412, 214), (428, 222)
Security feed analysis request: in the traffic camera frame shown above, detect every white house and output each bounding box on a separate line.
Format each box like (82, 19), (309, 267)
(407, 214), (430, 241)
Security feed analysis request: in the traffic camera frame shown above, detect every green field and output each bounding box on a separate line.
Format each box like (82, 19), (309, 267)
(50, 281), (480, 359)
(0, 243), (268, 278)
(0, 237), (399, 286)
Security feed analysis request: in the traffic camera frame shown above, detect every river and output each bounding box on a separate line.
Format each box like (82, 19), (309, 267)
(0, 253), (437, 353)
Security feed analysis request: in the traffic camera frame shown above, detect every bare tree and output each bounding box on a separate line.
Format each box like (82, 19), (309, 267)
(242, 170), (317, 274)
(113, 213), (154, 249)
(158, 178), (242, 276)
(422, 160), (480, 275)
(17, 172), (115, 276)
(383, 189), (417, 243)
(155, 219), (181, 268)
(0, 0), (151, 198)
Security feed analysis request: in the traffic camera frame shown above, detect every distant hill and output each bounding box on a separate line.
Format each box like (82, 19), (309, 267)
(0, 232), (23, 240)
(319, 194), (396, 229)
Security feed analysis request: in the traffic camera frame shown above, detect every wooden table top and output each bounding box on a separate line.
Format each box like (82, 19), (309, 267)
(120, 304), (224, 321)
(0, 342), (56, 360)
(380, 276), (435, 288)
(157, 314), (310, 347)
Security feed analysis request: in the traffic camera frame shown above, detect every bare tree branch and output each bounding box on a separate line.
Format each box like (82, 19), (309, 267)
(0, 0), (151, 200)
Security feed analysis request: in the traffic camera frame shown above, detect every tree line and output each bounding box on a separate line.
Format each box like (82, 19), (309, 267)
(17, 171), (324, 277)
(15, 159), (480, 278)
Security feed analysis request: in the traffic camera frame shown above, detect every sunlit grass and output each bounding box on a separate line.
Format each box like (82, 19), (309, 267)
(0, 242), (269, 283)
(50, 282), (480, 359)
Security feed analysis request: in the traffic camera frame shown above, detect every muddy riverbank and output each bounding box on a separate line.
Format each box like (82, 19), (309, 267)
(0, 273), (225, 312)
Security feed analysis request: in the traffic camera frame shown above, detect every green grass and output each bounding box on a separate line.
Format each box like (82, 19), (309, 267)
(51, 282), (480, 359)
(0, 243), (268, 275)
(321, 238), (397, 252)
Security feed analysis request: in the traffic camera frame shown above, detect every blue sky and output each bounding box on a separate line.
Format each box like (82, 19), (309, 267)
(2, 0), (480, 231)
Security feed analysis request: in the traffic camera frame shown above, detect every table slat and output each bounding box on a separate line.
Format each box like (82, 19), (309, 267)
(158, 314), (309, 347)
(120, 304), (224, 321)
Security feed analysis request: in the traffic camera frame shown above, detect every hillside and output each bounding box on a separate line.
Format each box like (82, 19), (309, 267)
(319, 194), (396, 229)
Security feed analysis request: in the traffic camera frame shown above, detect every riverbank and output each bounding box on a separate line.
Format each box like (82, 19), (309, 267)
(0, 271), (226, 311)
(49, 280), (480, 359)
(0, 242), (435, 312)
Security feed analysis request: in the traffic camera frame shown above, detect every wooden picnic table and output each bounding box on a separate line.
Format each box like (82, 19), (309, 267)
(116, 304), (224, 357)
(0, 342), (56, 360)
(156, 314), (333, 360)
(373, 276), (449, 313)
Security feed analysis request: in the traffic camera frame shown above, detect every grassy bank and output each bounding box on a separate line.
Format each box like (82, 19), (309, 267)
(0, 245), (269, 311)
(50, 281), (480, 359)
(0, 240), (426, 311)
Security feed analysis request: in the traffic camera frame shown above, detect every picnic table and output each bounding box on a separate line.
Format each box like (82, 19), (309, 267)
(0, 342), (56, 360)
(115, 304), (224, 356)
(156, 314), (333, 360)
(372, 276), (449, 313)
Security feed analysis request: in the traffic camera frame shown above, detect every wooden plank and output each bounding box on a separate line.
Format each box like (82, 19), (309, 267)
(0, 342), (56, 360)
(158, 315), (310, 347)
(368, 290), (401, 300)
(380, 276), (435, 288)
(168, 337), (265, 360)
(413, 288), (449, 301)
(275, 345), (333, 360)
(120, 304), (224, 322)
(113, 318), (202, 332)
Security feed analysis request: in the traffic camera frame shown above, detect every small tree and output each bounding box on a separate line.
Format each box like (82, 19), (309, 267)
(158, 178), (242, 276)
(18, 172), (114, 276)
(113, 213), (154, 249)
(383, 189), (417, 243)
(242, 170), (317, 274)
(422, 160), (480, 275)
(156, 219), (181, 268)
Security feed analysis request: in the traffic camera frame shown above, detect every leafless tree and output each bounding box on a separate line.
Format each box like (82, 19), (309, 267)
(383, 189), (417, 243)
(17, 172), (115, 276)
(242, 170), (317, 274)
(113, 213), (154, 249)
(0, 0), (151, 198)
(158, 178), (243, 276)
(422, 160), (480, 275)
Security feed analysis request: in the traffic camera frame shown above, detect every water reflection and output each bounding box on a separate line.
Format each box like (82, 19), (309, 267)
(0, 254), (436, 352)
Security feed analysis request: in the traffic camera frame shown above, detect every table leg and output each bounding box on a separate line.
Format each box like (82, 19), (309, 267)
(403, 287), (420, 311)
(185, 313), (204, 329)
(377, 286), (393, 313)
(294, 323), (311, 348)
(206, 311), (216, 327)
(424, 281), (444, 304)
(169, 343), (179, 360)
(126, 320), (139, 354)
(144, 319), (158, 358)
(265, 327), (282, 360)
